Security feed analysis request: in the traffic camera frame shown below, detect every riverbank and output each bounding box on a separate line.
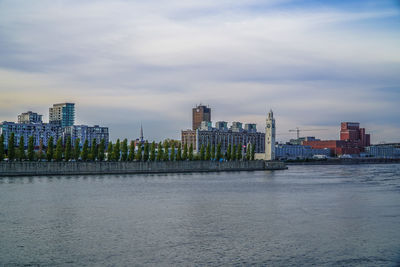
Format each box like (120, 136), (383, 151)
(286, 158), (400, 165)
(0, 160), (287, 176)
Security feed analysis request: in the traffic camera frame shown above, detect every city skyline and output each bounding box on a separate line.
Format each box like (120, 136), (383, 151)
(0, 0), (399, 143)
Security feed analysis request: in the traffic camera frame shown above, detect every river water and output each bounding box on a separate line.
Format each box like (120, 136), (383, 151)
(0, 164), (399, 266)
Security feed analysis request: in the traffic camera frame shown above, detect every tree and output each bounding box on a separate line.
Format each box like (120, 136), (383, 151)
(37, 139), (44, 161)
(8, 133), (15, 161)
(0, 134), (4, 161)
(150, 141), (156, 161)
(211, 144), (215, 161)
(170, 143), (175, 161)
(163, 141), (169, 161)
(128, 141), (135, 161)
(46, 136), (54, 162)
(90, 138), (98, 161)
(176, 143), (182, 161)
(231, 144), (237, 161)
(199, 144), (205, 160)
(74, 138), (81, 161)
(226, 144), (232, 161)
(143, 141), (149, 162)
(135, 144), (142, 161)
(156, 142), (163, 161)
(107, 141), (113, 161)
(216, 143), (222, 161)
(188, 143), (194, 161)
(98, 139), (105, 161)
(55, 138), (63, 161)
(27, 136), (34, 161)
(121, 138), (128, 161)
(205, 143), (211, 161)
(237, 143), (242, 160)
(246, 143), (251, 161)
(182, 143), (188, 161)
(251, 143), (255, 160)
(112, 139), (120, 161)
(18, 136), (25, 161)
(65, 136), (72, 161)
(81, 139), (89, 161)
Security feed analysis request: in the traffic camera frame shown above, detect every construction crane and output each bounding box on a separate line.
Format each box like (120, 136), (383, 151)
(288, 127), (328, 139)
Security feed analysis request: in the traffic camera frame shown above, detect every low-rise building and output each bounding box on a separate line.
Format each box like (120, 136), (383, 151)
(275, 144), (331, 160)
(365, 145), (400, 158)
(64, 125), (109, 147)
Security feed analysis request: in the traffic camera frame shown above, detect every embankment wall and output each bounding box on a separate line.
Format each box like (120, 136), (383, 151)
(0, 160), (286, 176)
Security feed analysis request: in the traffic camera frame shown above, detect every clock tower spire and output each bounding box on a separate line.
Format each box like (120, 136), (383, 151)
(265, 109), (276, 160)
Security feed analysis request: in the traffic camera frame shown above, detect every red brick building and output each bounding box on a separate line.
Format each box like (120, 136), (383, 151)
(303, 122), (370, 156)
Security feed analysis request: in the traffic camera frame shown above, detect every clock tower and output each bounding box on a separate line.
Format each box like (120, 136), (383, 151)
(265, 109), (276, 160)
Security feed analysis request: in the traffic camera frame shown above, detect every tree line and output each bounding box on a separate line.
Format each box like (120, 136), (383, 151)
(0, 134), (256, 162)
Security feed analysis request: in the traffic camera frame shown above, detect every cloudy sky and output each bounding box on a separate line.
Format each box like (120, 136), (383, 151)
(0, 0), (399, 143)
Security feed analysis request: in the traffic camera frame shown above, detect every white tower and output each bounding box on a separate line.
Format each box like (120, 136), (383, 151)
(265, 109), (276, 161)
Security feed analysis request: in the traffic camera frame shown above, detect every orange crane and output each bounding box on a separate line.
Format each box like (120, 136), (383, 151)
(288, 127), (328, 139)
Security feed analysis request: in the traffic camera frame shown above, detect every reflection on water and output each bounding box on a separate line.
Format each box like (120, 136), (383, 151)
(0, 164), (400, 266)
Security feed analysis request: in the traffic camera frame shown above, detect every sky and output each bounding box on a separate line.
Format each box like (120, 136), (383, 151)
(0, 0), (399, 143)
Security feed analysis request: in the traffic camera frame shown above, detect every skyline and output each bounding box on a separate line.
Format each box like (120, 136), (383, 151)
(0, 0), (399, 143)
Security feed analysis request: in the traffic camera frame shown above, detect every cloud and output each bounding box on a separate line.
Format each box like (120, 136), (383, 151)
(0, 0), (399, 143)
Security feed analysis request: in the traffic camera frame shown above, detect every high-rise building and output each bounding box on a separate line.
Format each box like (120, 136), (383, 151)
(265, 110), (276, 160)
(17, 111), (43, 124)
(192, 105), (211, 130)
(49, 103), (75, 128)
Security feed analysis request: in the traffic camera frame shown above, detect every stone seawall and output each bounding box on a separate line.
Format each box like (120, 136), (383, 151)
(286, 158), (400, 165)
(0, 160), (287, 176)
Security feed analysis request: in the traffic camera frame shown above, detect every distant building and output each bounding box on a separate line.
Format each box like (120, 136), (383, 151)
(244, 123), (257, 133)
(289, 136), (319, 146)
(192, 105), (211, 130)
(366, 145), (400, 158)
(215, 121), (228, 131)
(18, 111), (43, 124)
(64, 125), (109, 147)
(303, 122), (371, 156)
(265, 110), (276, 160)
(230, 122), (243, 132)
(0, 121), (62, 148)
(275, 144), (331, 160)
(49, 103), (75, 128)
(182, 122), (265, 154)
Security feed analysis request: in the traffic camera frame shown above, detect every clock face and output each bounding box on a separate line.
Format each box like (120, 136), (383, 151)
(267, 124), (271, 128)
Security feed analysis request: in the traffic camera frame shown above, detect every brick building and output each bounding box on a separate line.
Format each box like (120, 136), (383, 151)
(192, 105), (211, 130)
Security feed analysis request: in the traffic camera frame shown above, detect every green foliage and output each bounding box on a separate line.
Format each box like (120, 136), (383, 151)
(90, 138), (98, 161)
(216, 143), (222, 161)
(55, 138), (63, 161)
(188, 143), (193, 161)
(150, 141), (156, 161)
(231, 144), (236, 161)
(205, 143), (211, 161)
(73, 139), (80, 161)
(98, 139), (105, 161)
(237, 143), (242, 160)
(46, 136), (54, 162)
(199, 144), (205, 161)
(163, 142), (169, 161)
(81, 139), (89, 161)
(107, 141), (113, 161)
(251, 143), (255, 160)
(27, 136), (34, 161)
(121, 138), (128, 161)
(156, 142), (163, 161)
(8, 133), (16, 161)
(176, 143), (182, 161)
(18, 136), (25, 161)
(182, 143), (188, 161)
(0, 134), (4, 161)
(170, 143), (175, 161)
(65, 137), (72, 161)
(128, 141), (135, 161)
(135, 144), (142, 161)
(226, 144), (232, 161)
(112, 139), (120, 161)
(246, 143), (251, 161)
(211, 144), (215, 161)
(37, 139), (44, 161)
(143, 142), (149, 162)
